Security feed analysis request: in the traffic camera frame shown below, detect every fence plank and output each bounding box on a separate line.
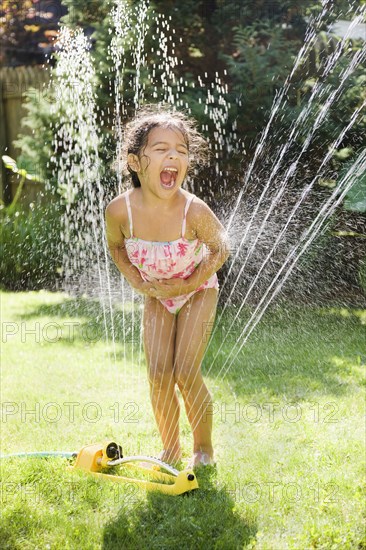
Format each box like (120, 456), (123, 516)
(0, 66), (50, 206)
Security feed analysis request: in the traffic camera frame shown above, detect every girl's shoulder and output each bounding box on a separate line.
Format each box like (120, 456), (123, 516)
(183, 193), (219, 239)
(185, 192), (214, 218)
(105, 190), (131, 238)
(105, 190), (129, 217)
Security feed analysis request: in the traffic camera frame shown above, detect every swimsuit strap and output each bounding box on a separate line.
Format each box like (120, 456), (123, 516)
(125, 189), (134, 238)
(181, 195), (195, 238)
(126, 190), (194, 240)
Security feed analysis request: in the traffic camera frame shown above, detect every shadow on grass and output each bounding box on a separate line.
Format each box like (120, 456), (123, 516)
(203, 303), (365, 399)
(0, 450), (257, 549)
(0, 502), (36, 550)
(102, 469), (256, 550)
(11, 294), (365, 399)
(16, 294), (143, 354)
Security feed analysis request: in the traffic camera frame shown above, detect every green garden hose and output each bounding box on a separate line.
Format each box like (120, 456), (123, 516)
(0, 451), (77, 459)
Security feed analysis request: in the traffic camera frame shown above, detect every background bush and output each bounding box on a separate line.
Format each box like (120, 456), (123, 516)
(4, 0), (365, 299)
(0, 199), (62, 291)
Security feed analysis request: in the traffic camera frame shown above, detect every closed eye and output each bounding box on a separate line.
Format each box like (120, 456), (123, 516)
(155, 148), (188, 155)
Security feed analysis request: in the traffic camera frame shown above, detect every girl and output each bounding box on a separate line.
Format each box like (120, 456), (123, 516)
(105, 107), (230, 469)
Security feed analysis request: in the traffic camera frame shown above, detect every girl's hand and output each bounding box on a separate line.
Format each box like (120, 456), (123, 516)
(137, 277), (188, 299)
(152, 277), (188, 299)
(134, 279), (161, 298)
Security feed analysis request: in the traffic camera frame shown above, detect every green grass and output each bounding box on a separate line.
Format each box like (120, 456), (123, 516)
(1, 290), (365, 549)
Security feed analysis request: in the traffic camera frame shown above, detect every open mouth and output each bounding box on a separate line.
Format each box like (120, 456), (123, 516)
(160, 167), (178, 189)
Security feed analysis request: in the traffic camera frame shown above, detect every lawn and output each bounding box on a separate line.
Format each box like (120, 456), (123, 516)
(1, 290), (365, 549)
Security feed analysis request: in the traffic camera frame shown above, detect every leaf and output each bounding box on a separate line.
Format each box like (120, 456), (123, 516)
(344, 171), (366, 213)
(2, 155), (18, 172)
(2, 155), (43, 183)
(318, 178), (336, 188)
(334, 147), (353, 160)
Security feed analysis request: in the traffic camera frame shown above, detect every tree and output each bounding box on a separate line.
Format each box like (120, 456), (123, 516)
(0, 0), (67, 66)
(11, 0), (365, 296)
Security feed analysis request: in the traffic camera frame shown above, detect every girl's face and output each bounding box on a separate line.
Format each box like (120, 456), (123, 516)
(129, 126), (189, 196)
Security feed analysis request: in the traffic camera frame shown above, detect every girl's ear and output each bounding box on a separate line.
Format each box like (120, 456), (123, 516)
(127, 153), (141, 172)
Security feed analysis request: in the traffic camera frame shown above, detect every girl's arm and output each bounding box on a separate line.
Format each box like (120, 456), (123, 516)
(153, 200), (231, 296)
(183, 200), (231, 293)
(105, 199), (158, 297)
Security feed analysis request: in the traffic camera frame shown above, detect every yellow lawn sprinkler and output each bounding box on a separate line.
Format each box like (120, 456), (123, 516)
(1, 441), (198, 496)
(71, 441), (198, 495)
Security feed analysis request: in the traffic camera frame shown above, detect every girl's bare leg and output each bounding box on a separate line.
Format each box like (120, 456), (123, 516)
(143, 296), (181, 462)
(173, 289), (218, 461)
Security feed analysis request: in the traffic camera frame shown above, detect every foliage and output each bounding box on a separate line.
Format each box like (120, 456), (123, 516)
(13, 86), (58, 186)
(1, 155), (43, 215)
(222, 20), (302, 140)
(340, 154), (366, 214)
(15, 0), (365, 183)
(0, 0), (66, 66)
(14, 0), (362, 179)
(0, 200), (62, 290)
(0, 157), (62, 290)
(1, 0), (33, 65)
(10, 0), (366, 295)
(299, 58), (366, 163)
(359, 256), (366, 292)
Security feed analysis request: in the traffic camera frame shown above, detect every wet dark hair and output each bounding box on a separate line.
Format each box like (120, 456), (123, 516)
(116, 105), (209, 188)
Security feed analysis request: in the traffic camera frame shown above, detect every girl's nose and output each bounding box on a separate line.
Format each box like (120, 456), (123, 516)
(169, 150), (178, 159)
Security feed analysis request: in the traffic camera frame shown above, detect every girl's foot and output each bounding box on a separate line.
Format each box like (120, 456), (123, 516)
(139, 449), (181, 470)
(185, 451), (216, 470)
(157, 449), (182, 466)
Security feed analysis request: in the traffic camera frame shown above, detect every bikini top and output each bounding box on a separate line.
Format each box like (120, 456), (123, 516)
(124, 189), (206, 281)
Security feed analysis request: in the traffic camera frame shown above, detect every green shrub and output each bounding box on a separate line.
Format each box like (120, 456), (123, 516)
(359, 255), (366, 294)
(0, 201), (63, 291)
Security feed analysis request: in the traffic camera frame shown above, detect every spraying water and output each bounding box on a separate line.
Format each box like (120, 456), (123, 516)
(48, 1), (365, 446)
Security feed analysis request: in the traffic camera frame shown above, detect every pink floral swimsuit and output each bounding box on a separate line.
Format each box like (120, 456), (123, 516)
(124, 189), (219, 315)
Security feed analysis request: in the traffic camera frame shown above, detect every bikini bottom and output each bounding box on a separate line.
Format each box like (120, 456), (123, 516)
(157, 273), (219, 315)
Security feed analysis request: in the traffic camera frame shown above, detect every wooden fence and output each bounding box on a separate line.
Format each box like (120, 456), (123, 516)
(0, 66), (50, 206)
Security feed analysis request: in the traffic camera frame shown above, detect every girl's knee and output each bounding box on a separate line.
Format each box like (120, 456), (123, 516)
(174, 363), (202, 393)
(148, 364), (174, 390)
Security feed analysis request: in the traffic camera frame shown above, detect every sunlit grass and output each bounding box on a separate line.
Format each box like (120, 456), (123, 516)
(1, 291), (365, 549)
